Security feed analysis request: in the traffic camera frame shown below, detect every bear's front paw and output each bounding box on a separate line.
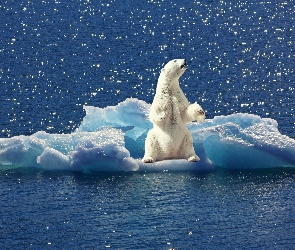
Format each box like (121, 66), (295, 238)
(142, 156), (155, 163)
(187, 155), (200, 162)
(197, 109), (205, 115)
(193, 108), (205, 122)
(187, 103), (205, 122)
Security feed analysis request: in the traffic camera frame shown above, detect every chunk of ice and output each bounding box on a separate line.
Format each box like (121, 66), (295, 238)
(1, 98), (295, 172)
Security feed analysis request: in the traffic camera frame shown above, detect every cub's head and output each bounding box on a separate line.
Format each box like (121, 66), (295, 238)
(161, 59), (187, 80)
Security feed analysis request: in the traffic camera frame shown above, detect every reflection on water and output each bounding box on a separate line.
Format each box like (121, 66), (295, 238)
(0, 0), (295, 137)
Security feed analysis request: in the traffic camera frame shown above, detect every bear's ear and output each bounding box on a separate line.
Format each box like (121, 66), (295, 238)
(161, 68), (165, 73)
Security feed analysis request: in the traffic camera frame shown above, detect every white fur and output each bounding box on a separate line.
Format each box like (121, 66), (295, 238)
(143, 59), (205, 163)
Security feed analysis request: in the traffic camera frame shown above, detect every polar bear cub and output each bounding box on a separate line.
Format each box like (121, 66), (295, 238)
(143, 59), (205, 163)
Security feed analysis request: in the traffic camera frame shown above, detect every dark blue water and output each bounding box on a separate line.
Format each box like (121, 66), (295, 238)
(1, 0), (295, 249)
(1, 169), (295, 249)
(1, 0), (295, 138)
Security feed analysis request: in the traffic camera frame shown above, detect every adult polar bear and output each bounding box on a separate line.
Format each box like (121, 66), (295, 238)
(143, 59), (205, 163)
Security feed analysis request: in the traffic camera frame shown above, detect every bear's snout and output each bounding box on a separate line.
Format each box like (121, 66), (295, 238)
(181, 60), (187, 69)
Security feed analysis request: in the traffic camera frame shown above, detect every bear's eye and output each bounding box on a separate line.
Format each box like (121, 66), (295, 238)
(174, 59), (177, 62)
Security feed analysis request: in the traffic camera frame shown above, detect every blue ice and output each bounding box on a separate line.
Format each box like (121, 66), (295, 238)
(1, 98), (295, 172)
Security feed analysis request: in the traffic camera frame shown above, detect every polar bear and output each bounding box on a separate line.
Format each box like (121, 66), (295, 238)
(142, 59), (205, 163)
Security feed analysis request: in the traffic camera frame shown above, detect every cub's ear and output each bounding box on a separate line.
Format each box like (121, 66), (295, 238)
(161, 68), (165, 73)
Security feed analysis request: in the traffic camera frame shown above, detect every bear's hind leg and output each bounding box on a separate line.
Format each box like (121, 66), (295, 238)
(180, 133), (200, 162)
(142, 130), (158, 163)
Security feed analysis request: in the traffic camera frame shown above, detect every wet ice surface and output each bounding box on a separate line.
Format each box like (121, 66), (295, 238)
(1, 98), (295, 172)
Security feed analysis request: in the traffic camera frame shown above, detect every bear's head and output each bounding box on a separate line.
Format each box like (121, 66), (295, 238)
(161, 59), (187, 81)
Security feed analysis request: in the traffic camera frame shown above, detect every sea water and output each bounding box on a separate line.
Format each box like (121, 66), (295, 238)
(1, 0), (295, 249)
(1, 0), (295, 138)
(1, 169), (295, 249)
